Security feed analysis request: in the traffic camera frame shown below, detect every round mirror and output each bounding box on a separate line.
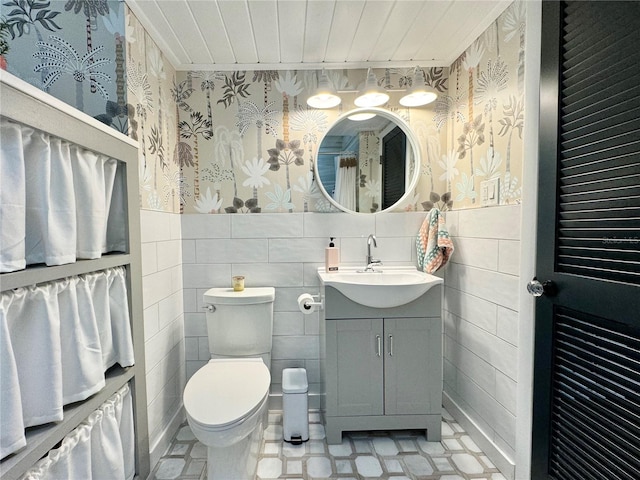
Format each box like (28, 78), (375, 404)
(314, 108), (420, 214)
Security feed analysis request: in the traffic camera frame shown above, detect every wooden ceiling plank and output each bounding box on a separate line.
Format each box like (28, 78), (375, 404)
(367, 0), (425, 63)
(302, 0), (336, 64)
(248, 0), (281, 65)
(413, 0), (510, 64)
(393, 1), (451, 63)
(278, 0), (307, 63)
(154, 0), (209, 64)
(346, 0), (395, 63)
(218, 0), (259, 64)
(189, 0), (236, 64)
(126, 0), (188, 67)
(128, 0), (510, 70)
(418, 1), (491, 63)
(324, 0), (366, 63)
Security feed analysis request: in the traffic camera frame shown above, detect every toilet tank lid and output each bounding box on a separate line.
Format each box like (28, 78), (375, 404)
(204, 287), (275, 305)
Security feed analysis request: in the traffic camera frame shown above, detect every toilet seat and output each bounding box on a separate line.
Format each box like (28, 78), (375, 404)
(183, 359), (270, 430)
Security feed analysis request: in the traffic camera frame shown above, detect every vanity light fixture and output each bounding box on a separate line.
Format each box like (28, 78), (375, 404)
(354, 68), (390, 107)
(399, 66), (438, 107)
(307, 67), (438, 110)
(306, 69), (342, 109)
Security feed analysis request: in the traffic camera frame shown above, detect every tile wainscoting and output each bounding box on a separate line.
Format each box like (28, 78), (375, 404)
(443, 205), (521, 479)
(140, 210), (187, 467)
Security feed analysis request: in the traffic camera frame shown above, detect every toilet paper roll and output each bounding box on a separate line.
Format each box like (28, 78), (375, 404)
(297, 294), (316, 314)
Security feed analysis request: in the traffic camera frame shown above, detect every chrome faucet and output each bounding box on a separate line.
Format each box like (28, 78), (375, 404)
(365, 234), (382, 271)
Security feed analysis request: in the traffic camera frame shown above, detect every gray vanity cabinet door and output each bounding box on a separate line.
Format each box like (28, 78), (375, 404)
(326, 318), (384, 416)
(383, 317), (441, 415)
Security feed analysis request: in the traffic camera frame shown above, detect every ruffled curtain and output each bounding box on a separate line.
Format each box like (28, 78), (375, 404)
(0, 267), (134, 460)
(17, 384), (135, 480)
(0, 118), (126, 273)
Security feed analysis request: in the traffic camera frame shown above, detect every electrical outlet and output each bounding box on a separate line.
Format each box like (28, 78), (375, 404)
(480, 178), (500, 206)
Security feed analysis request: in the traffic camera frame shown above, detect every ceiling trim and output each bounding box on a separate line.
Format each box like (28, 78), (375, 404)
(177, 60), (449, 72)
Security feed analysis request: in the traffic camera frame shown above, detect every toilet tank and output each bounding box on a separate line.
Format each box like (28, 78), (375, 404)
(203, 287), (275, 358)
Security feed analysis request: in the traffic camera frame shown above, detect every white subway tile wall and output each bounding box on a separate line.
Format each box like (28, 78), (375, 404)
(140, 210), (186, 464)
(443, 205), (521, 462)
(180, 212), (424, 407)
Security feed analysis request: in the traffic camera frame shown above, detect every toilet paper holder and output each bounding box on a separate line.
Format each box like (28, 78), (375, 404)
(297, 294), (323, 312)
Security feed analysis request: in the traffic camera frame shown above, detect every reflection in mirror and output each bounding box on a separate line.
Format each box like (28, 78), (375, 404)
(315, 108), (419, 214)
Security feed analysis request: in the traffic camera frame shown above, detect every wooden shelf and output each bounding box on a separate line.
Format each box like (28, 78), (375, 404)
(0, 254), (131, 291)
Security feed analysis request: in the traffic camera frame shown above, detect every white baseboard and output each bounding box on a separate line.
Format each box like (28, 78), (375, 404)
(443, 392), (516, 480)
(147, 405), (186, 478)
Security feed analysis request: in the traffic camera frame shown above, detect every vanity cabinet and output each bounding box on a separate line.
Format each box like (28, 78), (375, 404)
(321, 285), (442, 444)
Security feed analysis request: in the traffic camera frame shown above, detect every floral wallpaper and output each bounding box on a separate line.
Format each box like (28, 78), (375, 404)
(124, 7), (180, 213)
(3, 0), (525, 215)
(171, 67), (450, 215)
(443, 1), (526, 209)
(1, 0), (130, 133)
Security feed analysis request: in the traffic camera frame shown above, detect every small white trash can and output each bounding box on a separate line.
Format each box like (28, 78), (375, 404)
(282, 367), (309, 444)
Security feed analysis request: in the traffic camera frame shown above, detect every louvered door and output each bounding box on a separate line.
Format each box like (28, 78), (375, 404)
(532, 2), (640, 479)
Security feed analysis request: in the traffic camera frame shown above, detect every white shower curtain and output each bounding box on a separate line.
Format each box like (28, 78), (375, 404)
(0, 118), (125, 272)
(334, 155), (358, 211)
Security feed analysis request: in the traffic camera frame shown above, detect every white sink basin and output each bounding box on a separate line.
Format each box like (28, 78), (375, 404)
(318, 267), (443, 308)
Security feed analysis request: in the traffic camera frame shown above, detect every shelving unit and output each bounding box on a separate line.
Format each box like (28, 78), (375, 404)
(0, 71), (150, 480)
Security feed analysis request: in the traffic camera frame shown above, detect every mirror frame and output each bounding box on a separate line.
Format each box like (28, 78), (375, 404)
(314, 107), (421, 214)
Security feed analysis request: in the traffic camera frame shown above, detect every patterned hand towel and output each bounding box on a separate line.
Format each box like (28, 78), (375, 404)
(416, 208), (454, 274)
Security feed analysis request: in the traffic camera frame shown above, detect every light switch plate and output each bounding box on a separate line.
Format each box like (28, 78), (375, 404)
(480, 178), (500, 206)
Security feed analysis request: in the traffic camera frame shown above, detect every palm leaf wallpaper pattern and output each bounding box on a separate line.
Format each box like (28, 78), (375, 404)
(2, 1), (526, 215)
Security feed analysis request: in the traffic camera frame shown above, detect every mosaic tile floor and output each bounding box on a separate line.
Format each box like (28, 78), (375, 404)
(150, 409), (506, 480)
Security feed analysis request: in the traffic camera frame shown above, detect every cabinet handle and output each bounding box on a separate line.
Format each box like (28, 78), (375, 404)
(376, 335), (381, 357)
(388, 335), (393, 356)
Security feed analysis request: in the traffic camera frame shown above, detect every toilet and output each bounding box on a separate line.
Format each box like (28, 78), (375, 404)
(183, 287), (275, 480)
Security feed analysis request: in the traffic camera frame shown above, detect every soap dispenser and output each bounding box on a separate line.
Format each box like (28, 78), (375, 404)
(325, 237), (339, 272)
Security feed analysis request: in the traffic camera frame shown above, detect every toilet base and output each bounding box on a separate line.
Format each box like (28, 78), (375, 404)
(205, 403), (266, 480)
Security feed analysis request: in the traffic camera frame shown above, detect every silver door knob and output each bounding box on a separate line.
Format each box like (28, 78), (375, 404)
(527, 277), (558, 297)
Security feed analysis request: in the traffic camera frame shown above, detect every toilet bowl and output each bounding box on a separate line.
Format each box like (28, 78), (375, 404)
(184, 358), (270, 479)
